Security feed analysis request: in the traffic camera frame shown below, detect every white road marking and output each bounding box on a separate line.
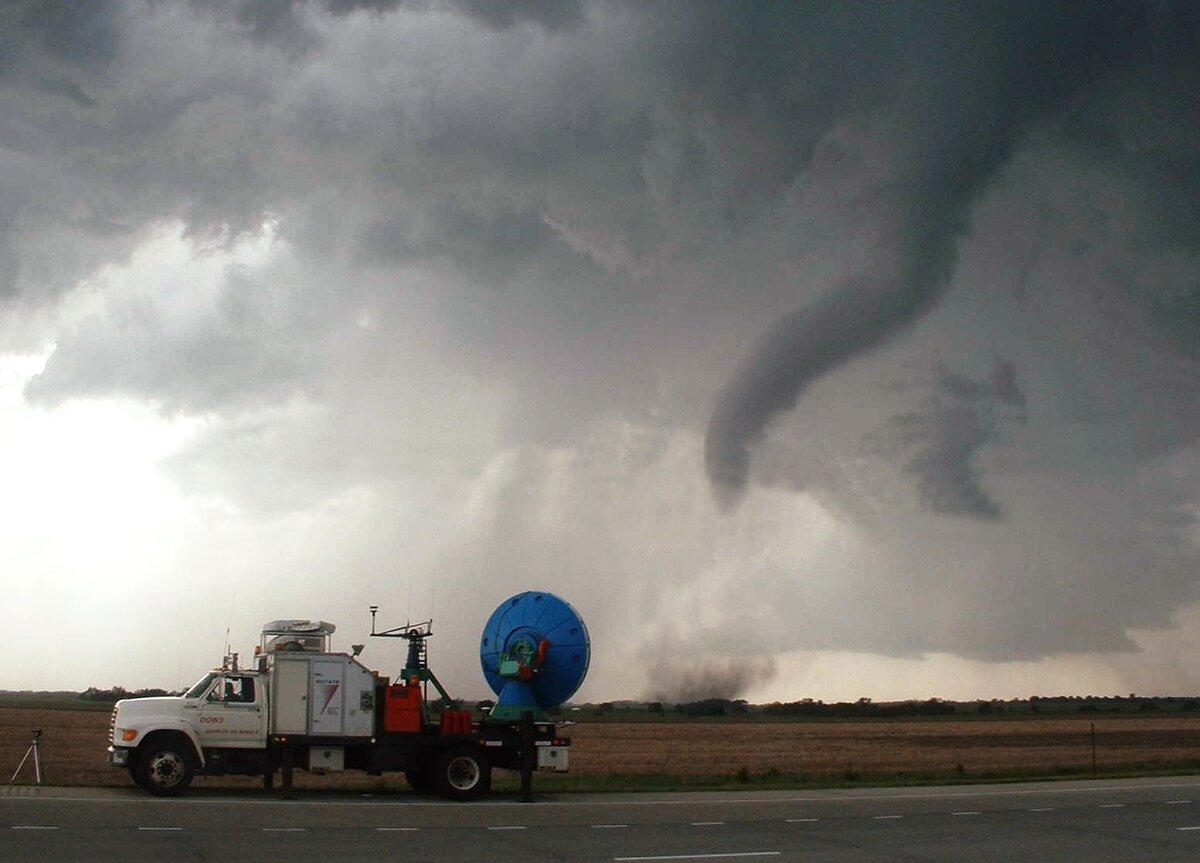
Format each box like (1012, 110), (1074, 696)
(262, 827), (305, 832)
(614, 854), (781, 862)
(873, 815), (903, 820)
(1167, 800), (1192, 805)
(376, 827), (418, 831)
(951, 811), (980, 816)
(11, 826), (58, 830)
(1028, 807), (1056, 812)
(592, 824), (629, 829)
(138, 827), (182, 831)
(1176, 826), (1200, 831)
(786, 818), (819, 823)
(1098, 804), (1126, 809)
(690, 821), (725, 826)
(487, 825), (527, 831)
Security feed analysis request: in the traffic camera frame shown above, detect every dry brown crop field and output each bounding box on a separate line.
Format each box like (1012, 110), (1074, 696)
(5, 706), (1200, 791)
(567, 717), (1200, 778)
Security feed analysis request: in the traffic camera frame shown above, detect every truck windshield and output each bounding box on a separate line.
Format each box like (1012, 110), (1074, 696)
(185, 672), (218, 699)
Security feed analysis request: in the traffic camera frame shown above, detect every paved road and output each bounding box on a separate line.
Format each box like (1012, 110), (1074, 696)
(5, 776), (1200, 861)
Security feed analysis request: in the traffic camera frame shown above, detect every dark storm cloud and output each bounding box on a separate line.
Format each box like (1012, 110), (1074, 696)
(0, 0), (122, 67)
(886, 362), (1026, 520)
(0, 0), (121, 299)
(704, 1), (1200, 507)
(6, 0), (1200, 681)
(442, 0), (583, 31)
(362, 199), (592, 281)
(189, 0), (408, 46)
(0, 2), (289, 315)
(191, 0), (577, 47)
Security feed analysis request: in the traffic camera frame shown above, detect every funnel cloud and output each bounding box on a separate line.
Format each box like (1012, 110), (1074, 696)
(705, 3), (1188, 507)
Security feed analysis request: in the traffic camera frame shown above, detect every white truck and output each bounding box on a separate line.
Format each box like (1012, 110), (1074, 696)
(107, 619), (569, 800)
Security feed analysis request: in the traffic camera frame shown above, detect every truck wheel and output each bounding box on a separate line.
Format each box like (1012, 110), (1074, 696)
(433, 745), (490, 801)
(137, 739), (195, 797)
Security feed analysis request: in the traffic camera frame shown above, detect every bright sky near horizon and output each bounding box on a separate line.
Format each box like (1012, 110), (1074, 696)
(2, 1), (1200, 705)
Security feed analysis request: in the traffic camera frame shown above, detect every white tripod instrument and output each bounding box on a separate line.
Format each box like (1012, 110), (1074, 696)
(9, 729), (43, 785)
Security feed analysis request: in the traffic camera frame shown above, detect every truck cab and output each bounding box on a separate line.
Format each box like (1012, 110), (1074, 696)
(109, 621), (343, 795)
(187, 670), (268, 748)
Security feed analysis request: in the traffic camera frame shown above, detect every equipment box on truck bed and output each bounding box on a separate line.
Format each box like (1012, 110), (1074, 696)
(269, 654), (375, 738)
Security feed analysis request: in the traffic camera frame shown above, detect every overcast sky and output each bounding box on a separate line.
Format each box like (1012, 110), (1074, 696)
(2, 1), (1200, 704)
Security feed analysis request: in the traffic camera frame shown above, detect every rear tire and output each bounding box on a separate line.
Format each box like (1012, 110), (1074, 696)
(433, 745), (490, 801)
(136, 738), (195, 797)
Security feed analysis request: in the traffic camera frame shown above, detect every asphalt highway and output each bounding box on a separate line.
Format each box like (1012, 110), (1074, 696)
(6, 776), (1200, 861)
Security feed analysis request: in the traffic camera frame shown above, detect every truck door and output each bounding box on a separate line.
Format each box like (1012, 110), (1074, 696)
(272, 658), (309, 734)
(194, 674), (267, 749)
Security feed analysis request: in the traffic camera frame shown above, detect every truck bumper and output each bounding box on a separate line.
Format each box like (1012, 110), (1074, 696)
(108, 747), (132, 767)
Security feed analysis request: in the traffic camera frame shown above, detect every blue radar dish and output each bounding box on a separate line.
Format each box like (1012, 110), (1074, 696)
(479, 591), (590, 720)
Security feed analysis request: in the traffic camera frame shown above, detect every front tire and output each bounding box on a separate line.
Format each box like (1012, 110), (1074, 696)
(136, 738), (195, 797)
(433, 745), (490, 801)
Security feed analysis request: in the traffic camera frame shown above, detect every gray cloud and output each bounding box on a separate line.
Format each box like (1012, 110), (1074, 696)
(26, 254), (319, 413)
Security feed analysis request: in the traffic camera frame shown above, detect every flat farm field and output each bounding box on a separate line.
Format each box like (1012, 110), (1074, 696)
(566, 717), (1200, 779)
(5, 706), (1200, 791)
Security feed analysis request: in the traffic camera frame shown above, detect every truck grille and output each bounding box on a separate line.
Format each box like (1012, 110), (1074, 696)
(107, 706), (117, 746)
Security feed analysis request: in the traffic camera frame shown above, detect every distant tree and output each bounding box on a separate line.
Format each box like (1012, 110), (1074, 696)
(681, 698), (737, 717)
(80, 686), (129, 702)
(918, 699), (956, 716)
(78, 686), (170, 702)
